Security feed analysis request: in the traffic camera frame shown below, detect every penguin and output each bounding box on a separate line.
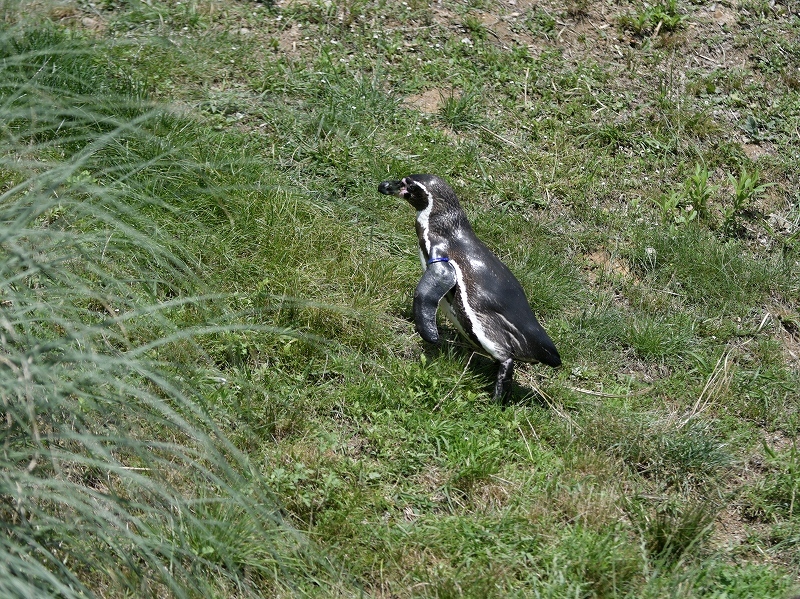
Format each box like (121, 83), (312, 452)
(378, 174), (561, 403)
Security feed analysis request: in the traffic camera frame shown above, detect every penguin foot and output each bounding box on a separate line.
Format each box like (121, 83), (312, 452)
(493, 357), (515, 404)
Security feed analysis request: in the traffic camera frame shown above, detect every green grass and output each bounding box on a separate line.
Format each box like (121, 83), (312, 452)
(2, 0), (800, 597)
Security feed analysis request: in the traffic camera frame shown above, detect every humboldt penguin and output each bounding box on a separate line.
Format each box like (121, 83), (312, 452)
(378, 174), (560, 403)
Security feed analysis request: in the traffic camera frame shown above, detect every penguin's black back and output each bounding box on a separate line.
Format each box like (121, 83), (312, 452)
(443, 226), (561, 367)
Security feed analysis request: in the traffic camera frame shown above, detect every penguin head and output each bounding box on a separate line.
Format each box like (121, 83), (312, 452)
(378, 174), (459, 212)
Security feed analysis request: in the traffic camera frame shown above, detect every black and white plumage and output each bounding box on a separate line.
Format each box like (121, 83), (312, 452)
(378, 174), (561, 402)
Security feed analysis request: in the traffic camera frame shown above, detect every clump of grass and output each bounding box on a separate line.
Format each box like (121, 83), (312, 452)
(0, 24), (347, 598)
(629, 225), (788, 315)
(581, 412), (732, 491)
(443, 435), (503, 495)
(438, 89), (483, 131)
(462, 14), (488, 41)
(624, 313), (694, 359)
(627, 498), (718, 568)
(743, 441), (799, 522)
(550, 525), (643, 596)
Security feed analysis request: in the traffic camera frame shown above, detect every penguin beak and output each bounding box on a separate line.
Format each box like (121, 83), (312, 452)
(378, 179), (405, 197)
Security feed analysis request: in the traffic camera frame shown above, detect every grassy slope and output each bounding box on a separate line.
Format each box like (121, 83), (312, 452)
(5, 0), (800, 596)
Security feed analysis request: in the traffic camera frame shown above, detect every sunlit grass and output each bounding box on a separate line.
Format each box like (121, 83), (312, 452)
(2, 0), (799, 597)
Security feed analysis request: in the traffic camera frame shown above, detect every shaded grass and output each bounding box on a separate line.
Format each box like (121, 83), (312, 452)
(0, 23), (352, 599)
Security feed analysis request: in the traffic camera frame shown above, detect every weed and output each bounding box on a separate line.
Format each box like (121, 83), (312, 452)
(740, 113), (781, 142)
(619, 1), (685, 37)
(684, 163), (718, 221)
(651, 164), (720, 227)
(651, 190), (680, 223)
(652, 190), (697, 226)
(723, 167), (774, 237)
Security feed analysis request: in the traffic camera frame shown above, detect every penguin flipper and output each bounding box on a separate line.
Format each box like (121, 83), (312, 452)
(413, 261), (457, 344)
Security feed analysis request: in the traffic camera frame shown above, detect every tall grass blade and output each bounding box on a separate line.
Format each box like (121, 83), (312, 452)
(0, 24), (347, 598)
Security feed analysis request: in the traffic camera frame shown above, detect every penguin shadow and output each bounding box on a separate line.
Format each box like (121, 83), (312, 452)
(502, 368), (551, 408)
(422, 328), (550, 408)
(479, 359), (551, 409)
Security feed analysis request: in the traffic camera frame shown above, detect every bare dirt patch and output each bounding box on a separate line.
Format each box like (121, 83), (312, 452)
(742, 143), (773, 161)
(708, 4), (738, 29)
(49, 3), (107, 33)
(405, 88), (446, 114)
(584, 247), (637, 287)
(276, 22), (305, 55)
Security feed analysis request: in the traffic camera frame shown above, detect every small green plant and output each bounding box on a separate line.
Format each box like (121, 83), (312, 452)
(651, 0), (685, 31)
(619, 0), (685, 36)
(619, 10), (652, 37)
(684, 163), (718, 221)
(652, 190), (682, 223)
(566, 0), (590, 19)
(526, 8), (557, 36)
(462, 15), (488, 41)
(722, 167), (773, 236)
(652, 190), (697, 226)
(653, 165), (723, 227)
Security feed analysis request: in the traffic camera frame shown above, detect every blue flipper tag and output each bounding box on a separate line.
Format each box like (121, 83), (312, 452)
(427, 256), (450, 265)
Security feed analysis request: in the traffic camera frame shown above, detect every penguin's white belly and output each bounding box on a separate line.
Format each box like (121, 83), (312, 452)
(440, 296), (470, 339)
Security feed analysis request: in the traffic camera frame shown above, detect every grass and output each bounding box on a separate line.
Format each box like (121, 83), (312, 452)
(0, 19), (346, 599)
(1, 0), (799, 597)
